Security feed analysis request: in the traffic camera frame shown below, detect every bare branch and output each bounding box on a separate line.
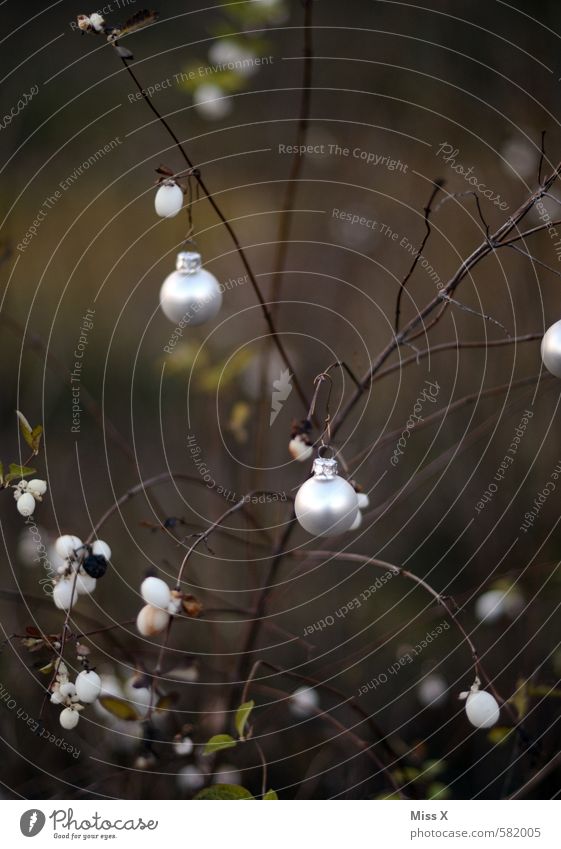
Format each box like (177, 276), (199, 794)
(395, 178), (444, 333)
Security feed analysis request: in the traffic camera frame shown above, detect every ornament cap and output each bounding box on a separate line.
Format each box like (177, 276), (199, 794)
(176, 251), (202, 274)
(312, 457), (339, 478)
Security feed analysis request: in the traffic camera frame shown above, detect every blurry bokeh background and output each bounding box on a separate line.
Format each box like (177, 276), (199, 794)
(1, 0), (561, 800)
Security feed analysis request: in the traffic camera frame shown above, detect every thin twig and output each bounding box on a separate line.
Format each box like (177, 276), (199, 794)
(438, 293), (511, 338)
(395, 179), (444, 333)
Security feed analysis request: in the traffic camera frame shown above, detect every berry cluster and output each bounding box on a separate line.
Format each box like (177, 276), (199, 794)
(50, 660), (101, 730)
(13, 478), (47, 517)
(51, 534), (111, 610)
(136, 576), (183, 637)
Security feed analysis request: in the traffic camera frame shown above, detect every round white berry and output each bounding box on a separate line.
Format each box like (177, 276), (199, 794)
(75, 670), (102, 703)
(288, 436), (314, 463)
(350, 510), (363, 530)
(174, 736), (194, 757)
(27, 479), (47, 499)
(55, 535), (83, 560)
(92, 539), (111, 561)
(177, 764), (205, 792)
(89, 12), (105, 32)
(136, 604), (170, 637)
(76, 571), (97, 595)
(290, 686), (320, 718)
(465, 690), (500, 729)
(50, 690), (64, 705)
(16, 492), (36, 517)
(59, 682), (78, 701)
(357, 492), (370, 510)
(60, 707), (80, 730)
(193, 83), (232, 120)
(417, 674), (448, 708)
(13, 481), (27, 500)
(53, 579), (78, 611)
(155, 181), (184, 218)
(141, 577), (171, 610)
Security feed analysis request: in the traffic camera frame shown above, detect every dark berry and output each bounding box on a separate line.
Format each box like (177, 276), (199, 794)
(82, 553), (107, 579)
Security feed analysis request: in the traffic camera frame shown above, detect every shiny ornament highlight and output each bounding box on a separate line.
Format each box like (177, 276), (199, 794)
(294, 457), (359, 537)
(160, 251), (222, 326)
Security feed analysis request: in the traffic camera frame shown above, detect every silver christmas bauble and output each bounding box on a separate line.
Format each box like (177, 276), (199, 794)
(541, 319), (561, 377)
(295, 457), (359, 536)
(160, 251), (222, 326)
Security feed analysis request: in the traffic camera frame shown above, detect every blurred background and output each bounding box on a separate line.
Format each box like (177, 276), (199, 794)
(1, 0), (561, 800)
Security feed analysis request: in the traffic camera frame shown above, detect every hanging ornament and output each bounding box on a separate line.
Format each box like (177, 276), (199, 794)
(295, 455), (359, 536)
(160, 251), (223, 326)
(541, 319), (561, 377)
(155, 180), (184, 218)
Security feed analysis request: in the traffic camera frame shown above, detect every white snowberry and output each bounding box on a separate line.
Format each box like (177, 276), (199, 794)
(174, 736), (194, 757)
(75, 670), (102, 703)
(141, 577), (171, 610)
(155, 181), (184, 218)
(53, 578), (78, 611)
(290, 686), (320, 718)
(50, 690), (64, 705)
(177, 764), (205, 792)
(59, 682), (78, 701)
(465, 690), (500, 729)
(193, 83), (232, 120)
(136, 604), (170, 637)
(16, 492), (36, 517)
(417, 674), (448, 708)
(27, 479), (47, 499)
(55, 535), (83, 560)
(76, 571), (97, 595)
(357, 492), (370, 510)
(89, 12), (105, 32)
(289, 436), (314, 463)
(13, 481), (27, 500)
(92, 539), (111, 561)
(350, 510), (362, 530)
(475, 588), (523, 623)
(60, 707), (80, 730)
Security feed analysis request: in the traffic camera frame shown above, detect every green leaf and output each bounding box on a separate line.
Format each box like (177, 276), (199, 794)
(235, 699), (254, 739)
(16, 411), (42, 454)
(263, 789), (278, 800)
(31, 425), (43, 454)
(4, 464), (36, 485)
(203, 734), (237, 756)
(195, 784), (253, 800)
(98, 696), (140, 721)
(16, 410), (33, 447)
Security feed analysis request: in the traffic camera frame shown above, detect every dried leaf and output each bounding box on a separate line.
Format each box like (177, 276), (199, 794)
(182, 595), (203, 618)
